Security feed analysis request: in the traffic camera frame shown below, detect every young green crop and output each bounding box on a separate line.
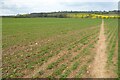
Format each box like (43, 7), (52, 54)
(104, 19), (118, 77)
(2, 18), (101, 78)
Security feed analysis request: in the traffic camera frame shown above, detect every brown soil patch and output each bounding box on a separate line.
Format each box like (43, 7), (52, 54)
(90, 19), (108, 78)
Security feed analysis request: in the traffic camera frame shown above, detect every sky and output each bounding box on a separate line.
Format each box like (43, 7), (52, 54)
(0, 0), (119, 16)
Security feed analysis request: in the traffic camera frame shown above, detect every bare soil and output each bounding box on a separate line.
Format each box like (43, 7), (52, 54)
(90, 19), (108, 78)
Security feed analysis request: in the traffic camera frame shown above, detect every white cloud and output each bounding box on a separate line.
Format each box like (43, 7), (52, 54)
(64, 0), (119, 2)
(0, 0), (119, 16)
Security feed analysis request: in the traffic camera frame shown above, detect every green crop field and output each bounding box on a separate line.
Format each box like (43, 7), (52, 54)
(2, 18), (118, 78)
(104, 19), (118, 77)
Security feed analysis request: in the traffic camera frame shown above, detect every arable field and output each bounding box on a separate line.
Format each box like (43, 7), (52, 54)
(2, 18), (118, 78)
(104, 19), (118, 77)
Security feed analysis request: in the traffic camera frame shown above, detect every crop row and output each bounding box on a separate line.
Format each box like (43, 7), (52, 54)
(104, 19), (118, 77)
(2, 26), (100, 78)
(33, 27), (99, 78)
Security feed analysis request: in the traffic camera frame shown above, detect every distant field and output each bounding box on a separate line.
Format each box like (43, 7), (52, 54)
(2, 18), (118, 78)
(2, 18), (101, 49)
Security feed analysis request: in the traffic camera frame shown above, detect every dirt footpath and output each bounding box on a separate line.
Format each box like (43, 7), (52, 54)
(90, 19), (108, 78)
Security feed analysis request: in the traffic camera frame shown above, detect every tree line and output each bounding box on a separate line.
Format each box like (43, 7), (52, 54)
(2, 10), (120, 18)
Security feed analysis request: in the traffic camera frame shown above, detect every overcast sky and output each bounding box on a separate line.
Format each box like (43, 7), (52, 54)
(0, 0), (119, 16)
